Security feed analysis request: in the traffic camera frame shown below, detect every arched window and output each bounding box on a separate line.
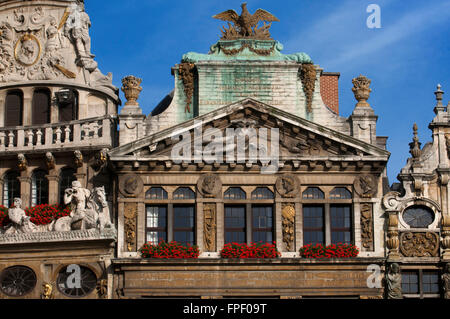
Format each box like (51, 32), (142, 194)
(58, 89), (78, 122)
(173, 187), (195, 200)
(32, 89), (51, 125)
(251, 187), (274, 200)
(224, 187), (246, 200)
(31, 170), (48, 206)
(146, 187), (168, 200)
(403, 206), (435, 228)
(0, 266), (37, 297)
(303, 187), (325, 200)
(5, 90), (23, 127)
(3, 171), (20, 207)
(330, 187), (352, 200)
(59, 168), (76, 205)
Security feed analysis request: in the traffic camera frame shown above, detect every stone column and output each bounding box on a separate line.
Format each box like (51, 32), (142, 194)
(22, 87), (34, 126)
(0, 90), (6, 127)
(49, 87), (60, 124)
(46, 175), (60, 205)
(387, 211), (400, 261)
(19, 176), (31, 208)
(77, 90), (89, 120)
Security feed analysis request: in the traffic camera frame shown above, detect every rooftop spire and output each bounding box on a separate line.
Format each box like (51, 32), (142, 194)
(409, 123), (422, 159)
(434, 84), (445, 114)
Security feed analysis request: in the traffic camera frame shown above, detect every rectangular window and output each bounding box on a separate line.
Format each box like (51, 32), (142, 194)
(402, 270), (440, 298)
(252, 206), (273, 244)
(146, 206), (167, 245)
(225, 206), (246, 244)
(173, 205), (195, 246)
(303, 205), (325, 245)
(402, 271), (419, 294)
(330, 205), (352, 244)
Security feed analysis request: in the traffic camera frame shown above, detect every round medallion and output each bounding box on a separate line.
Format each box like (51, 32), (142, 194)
(276, 174), (300, 198)
(14, 34), (41, 66)
(197, 174), (222, 198)
(119, 174), (144, 198)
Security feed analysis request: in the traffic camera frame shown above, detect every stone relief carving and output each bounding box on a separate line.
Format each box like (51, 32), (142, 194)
(360, 203), (374, 251)
(92, 148), (108, 171)
(276, 175), (300, 198)
(443, 264), (450, 299)
(74, 150), (83, 167)
(282, 204), (295, 252)
(124, 202), (137, 252)
(119, 174), (144, 198)
(399, 231), (439, 257)
(354, 175), (377, 198)
(280, 131), (322, 156)
(197, 174), (222, 198)
(0, 4), (117, 93)
(203, 203), (217, 252)
(386, 263), (402, 299)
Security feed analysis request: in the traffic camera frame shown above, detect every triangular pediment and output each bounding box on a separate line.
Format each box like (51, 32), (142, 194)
(109, 99), (390, 166)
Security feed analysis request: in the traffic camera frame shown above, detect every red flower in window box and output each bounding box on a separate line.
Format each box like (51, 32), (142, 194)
(140, 241), (200, 259)
(0, 204), (71, 228)
(220, 242), (281, 259)
(299, 243), (359, 259)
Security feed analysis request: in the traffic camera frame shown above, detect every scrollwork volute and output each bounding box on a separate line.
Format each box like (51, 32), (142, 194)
(382, 191), (401, 211)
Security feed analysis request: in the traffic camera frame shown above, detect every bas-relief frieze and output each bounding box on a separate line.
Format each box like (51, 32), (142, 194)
(0, 2), (116, 93)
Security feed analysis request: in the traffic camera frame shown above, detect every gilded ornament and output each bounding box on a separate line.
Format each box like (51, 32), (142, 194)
(203, 204), (217, 252)
(41, 283), (53, 299)
(14, 33), (41, 66)
(282, 205), (295, 251)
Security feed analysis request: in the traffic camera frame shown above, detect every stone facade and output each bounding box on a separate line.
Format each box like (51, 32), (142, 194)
(0, 1), (449, 300)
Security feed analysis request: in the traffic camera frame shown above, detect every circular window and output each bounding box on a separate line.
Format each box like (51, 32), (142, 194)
(0, 266), (37, 297)
(57, 265), (97, 298)
(403, 206), (435, 228)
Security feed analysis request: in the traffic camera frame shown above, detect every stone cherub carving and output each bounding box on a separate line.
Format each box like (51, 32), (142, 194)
(386, 263), (403, 299)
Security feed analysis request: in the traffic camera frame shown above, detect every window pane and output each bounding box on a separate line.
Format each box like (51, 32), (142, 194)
(331, 205), (352, 245)
(251, 188), (274, 200)
(146, 187), (168, 200)
(303, 187), (325, 200)
(402, 272), (419, 294)
(224, 188), (246, 200)
(403, 206), (434, 228)
(173, 187), (195, 200)
(174, 206), (195, 246)
(32, 170), (48, 206)
(225, 206), (246, 244)
(330, 187), (352, 200)
(252, 206), (273, 244)
(5, 91), (23, 127)
(303, 206), (324, 245)
(146, 206), (167, 245)
(422, 272), (439, 294)
(32, 89), (50, 125)
(3, 171), (20, 207)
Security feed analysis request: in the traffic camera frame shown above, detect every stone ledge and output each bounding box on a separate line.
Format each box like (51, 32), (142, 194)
(0, 228), (117, 245)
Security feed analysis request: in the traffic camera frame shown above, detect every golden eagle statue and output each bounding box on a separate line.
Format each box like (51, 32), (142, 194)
(213, 3), (279, 38)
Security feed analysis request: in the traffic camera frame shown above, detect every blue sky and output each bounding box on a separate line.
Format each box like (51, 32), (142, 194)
(85, 0), (450, 183)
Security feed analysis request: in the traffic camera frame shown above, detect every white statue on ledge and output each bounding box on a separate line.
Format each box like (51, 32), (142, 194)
(4, 198), (54, 235)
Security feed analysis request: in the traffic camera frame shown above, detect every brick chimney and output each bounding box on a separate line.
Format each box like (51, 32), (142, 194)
(320, 72), (340, 114)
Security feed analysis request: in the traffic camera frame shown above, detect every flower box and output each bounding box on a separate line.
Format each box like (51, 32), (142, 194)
(140, 241), (200, 259)
(0, 204), (71, 228)
(220, 242), (281, 259)
(299, 243), (359, 259)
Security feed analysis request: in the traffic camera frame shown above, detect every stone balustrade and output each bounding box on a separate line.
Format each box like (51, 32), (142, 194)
(0, 115), (115, 152)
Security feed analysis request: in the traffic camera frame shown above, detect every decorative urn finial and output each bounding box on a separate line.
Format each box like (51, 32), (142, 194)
(434, 84), (445, 115)
(352, 75), (372, 107)
(121, 76), (143, 106)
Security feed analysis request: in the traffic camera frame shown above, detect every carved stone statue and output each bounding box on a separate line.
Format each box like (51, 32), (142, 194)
(65, 3), (95, 68)
(4, 198), (37, 235)
(352, 75), (372, 108)
(18, 153), (27, 171)
(55, 181), (112, 231)
(45, 152), (56, 170)
(443, 263), (450, 299)
(386, 263), (402, 299)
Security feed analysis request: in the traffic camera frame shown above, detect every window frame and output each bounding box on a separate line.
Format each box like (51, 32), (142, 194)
(145, 205), (168, 245)
(2, 171), (20, 208)
(173, 204), (196, 246)
(31, 169), (49, 206)
(402, 269), (441, 299)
